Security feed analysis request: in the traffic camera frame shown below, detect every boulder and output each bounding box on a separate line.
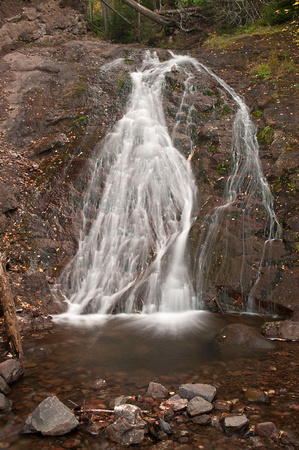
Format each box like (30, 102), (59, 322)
(178, 383), (216, 403)
(255, 421), (278, 437)
(146, 381), (168, 399)
(187, 396), (213, 416)
(0, 359), (25, 384)
(164, 395), (188, 412)
(106, 404), (146, 446)
(261, 321), (299, 341)
(223, 414), (249, 436)
(215, 323), (276, 350)
(0, 376), (11, 396)
(0, 393), (13, 412)
(23, 396), (79, 435)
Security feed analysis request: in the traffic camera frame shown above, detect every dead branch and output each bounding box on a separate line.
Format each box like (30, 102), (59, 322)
(0, 254), (23, 357)
(120, 0), (177, 27)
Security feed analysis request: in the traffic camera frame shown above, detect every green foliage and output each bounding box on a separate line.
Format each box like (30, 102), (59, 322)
(178, 0), (207, 7)
(262, 0), (297, 25)
(258, 125), (274, 145)
(252, 110), (263, 119)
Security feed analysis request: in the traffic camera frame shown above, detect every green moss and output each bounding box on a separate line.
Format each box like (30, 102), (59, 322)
(258, 125), (274, 145)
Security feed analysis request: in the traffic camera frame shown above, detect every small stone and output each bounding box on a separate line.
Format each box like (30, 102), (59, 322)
(147, 382), (168, 399)
(113, 396), (132, 407)
(214, 400), (232, 412)
(255, 422), (278, 437)
(90, 379), (107, 390)
(223, 414), (249, 436)
(0, 393), (13, 412)
(192, 414), (211, 425)
(0, 359), (25, 384)
(178, 383), (216, 403)
(159, 418), (172, 435)
(23, 396), (79, 436)
(187, 396), (213, 416)
(114, 404), (144, 424)
(244, 388), (269, 403)
(165, 395), (188, 412)
(0, 376), (11, 396)
(106, 417), (145, 446)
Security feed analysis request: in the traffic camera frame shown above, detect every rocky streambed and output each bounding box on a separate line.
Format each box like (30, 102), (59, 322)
(0, 314), (299, 449)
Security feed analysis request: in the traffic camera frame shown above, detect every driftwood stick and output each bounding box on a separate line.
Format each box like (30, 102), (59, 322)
(213, 297), (225, 316)
(0, 254), (23, 357)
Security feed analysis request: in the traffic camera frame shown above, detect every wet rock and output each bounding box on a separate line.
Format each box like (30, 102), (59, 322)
(114, 404), (144, 423)
(106, 417), (146, 446)
(0, 393), (13, 412)
(164, 395), (188, 412)
(90, 378), (107, 390)
(223, 414), (249, 436)
(149, 441), (175, 449)
(113, 396), (132, 407)
(0, 359), (25, 384)
(178, 383), (216, 403)
(147, 381), (168, 398)
(261, 320), (299, 341)
(0, 185), (18, 214)
(23, 396), (79, 435)
(0, 375), (11, 396)
(106, 404), (146, 446)
(214, 400), (232, 412)
(187, 396), (213, 416)
(255, 421), (278, 437)
(158, 418), (173, 435)
(244, 388), (270, 404)
(192, 414), (211, 425)
(215, 323), (276, 350)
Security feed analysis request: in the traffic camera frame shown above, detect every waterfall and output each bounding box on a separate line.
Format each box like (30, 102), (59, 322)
(58, 52), (197, 315)
(56, 51), (281, 318)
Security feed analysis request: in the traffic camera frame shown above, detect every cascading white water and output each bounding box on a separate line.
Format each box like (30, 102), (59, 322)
(57, 51), (281, 318)
(59, 52), (197, 315)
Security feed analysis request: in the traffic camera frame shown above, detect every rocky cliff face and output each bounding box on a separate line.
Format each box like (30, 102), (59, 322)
(0, 1), (298, 329)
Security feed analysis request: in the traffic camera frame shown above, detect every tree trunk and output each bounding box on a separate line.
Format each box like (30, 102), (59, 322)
(0, 255), (23, 358)
(120, 0), (177, 27)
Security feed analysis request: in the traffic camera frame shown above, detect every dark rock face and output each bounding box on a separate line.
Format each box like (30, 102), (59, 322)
(215, 323), (276, 350)
(23, 395), (79, 435)
(0, 6), (298, 326)
(0, 359), (25, 384)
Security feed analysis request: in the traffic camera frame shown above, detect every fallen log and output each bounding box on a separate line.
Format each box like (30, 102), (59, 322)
(0, 254), (23, 357)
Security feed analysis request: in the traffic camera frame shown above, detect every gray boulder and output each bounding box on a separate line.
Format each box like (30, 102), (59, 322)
(106, 404), (146, 446)
(0, 393), (13, 412)
(146, 381), (167, 398)
(23, 396), (79, 436)
(0, 376), (11, 396)
(223, 414), (249, 436)
(255, 421), (278, 437)
(178, 383), (216, 403)
(215, 323), (276, 350)
(0, 359), (25, 384)
(187, 396), (213, 416)
(165, 394), (188, 411)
